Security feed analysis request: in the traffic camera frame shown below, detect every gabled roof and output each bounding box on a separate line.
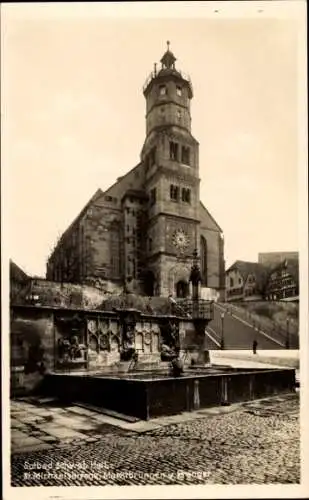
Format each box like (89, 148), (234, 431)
(226, 260), (268, 289)
(49, 188), (104, 258)
(104, 163), (144, 196)
(48, 163), (144, 261)
(199, 201), (223, 233)
(269, 258), (299, 285)
(10, 260), (29, 283)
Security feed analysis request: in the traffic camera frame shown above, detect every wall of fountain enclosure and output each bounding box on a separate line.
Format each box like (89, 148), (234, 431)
(10, 301), (213, 389)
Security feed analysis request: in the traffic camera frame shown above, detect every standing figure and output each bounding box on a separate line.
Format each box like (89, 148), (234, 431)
(253, 339), (258, 355)
(168, 294), (177, 315)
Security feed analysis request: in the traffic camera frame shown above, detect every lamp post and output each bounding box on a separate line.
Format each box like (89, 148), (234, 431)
(285, 318), (290, 349)
(220, 312), (225, 350)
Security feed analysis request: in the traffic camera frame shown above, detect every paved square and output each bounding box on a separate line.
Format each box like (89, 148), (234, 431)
(10, 393), (300, 486)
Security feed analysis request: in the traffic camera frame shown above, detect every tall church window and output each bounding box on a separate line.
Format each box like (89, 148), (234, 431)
(181, 188), (191, 203)
(200, 236), (208, 285)
(181, 146), (190, 165)
(169, 141), (179, 161)
(159, 85), (167, 95)
(176, 86), (182, 96)
(170, 184), (179, 201)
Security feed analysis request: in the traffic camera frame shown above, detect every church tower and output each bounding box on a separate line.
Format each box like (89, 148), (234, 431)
(141, 42), (201, 297)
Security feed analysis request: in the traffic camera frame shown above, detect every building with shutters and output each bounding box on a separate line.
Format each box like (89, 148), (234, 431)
(46, 43), (225, 298)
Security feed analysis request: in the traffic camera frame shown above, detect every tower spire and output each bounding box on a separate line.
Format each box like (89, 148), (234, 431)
(160, 40), (176, 69)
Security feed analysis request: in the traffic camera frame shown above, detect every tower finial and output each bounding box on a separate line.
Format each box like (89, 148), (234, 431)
(167, 40), (170, 51)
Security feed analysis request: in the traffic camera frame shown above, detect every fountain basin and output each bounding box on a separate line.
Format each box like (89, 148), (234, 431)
(39, 367), (296, 420)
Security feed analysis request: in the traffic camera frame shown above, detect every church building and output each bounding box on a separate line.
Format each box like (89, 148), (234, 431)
(46, 43), (225, 298)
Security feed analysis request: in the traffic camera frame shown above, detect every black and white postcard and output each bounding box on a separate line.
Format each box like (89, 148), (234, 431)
(2, 1), (308, 499)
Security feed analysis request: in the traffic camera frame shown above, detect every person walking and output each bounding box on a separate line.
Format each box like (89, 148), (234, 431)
(253, 339), (258, 355)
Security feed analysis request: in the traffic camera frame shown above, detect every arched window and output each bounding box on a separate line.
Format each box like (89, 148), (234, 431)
(200, 236), (208, 285)
(176, 280), (189, 298)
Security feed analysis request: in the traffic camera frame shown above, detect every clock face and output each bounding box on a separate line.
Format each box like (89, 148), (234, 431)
(172, 229), (189, 251)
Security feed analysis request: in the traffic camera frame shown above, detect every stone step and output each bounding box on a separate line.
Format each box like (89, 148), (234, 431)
(73, 403), (140, 423)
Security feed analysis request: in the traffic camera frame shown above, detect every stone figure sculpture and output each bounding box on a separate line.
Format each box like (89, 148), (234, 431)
(119, 310), (139, 362)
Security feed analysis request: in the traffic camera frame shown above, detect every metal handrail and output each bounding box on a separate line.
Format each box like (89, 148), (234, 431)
(143, 68), (193, 92)
(218, 302), (298, 344)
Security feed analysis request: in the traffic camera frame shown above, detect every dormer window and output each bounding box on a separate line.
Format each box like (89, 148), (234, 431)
(159, 85), (167, 96)
(176, 86), (182, 96)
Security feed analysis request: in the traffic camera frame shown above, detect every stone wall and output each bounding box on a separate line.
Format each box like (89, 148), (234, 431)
(10, 304), (211, 393)
(199, 205), (223, 290)
(83, 197), (122, 280)
(105, 163), (144, 202)
(10, 307), (55, 393)
(15, 279), (122, 309)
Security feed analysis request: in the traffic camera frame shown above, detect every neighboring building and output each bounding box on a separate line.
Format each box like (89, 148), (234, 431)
(225, 255), (299, 303)
(47, 43), (225, 298)
(10, 260), (30, 303)
(225, 261), (268, 302)
(258, 251), (298, 267)
(264, 258), (299, 301)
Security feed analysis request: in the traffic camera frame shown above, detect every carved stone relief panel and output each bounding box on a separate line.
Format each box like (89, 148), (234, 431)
(143, 331), (152, 353)
(110, 320), (119, 335)
(143, 322), (151, 333)
(87, 319), (97, 335)
(89, 334), (99, 353)
(99, 334), (110, 351)
(135, 332), (143, 351)
(110, 335), (120, 352)
(135, 322), (143, 333)
(98, 319), (109, 334)
(151, 332), (160, 352)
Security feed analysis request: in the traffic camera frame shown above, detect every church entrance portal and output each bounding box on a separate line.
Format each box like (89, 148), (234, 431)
(176, 280), (189, 298)
(144, 271), (156, 296)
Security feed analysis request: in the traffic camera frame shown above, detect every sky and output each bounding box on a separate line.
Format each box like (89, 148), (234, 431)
(2, 2), (306, 278)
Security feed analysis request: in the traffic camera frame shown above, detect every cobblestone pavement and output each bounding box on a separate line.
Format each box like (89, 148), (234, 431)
(11, 393), (300, 486)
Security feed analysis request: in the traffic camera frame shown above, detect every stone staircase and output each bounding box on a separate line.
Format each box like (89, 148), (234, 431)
(207, 302), (294, 349)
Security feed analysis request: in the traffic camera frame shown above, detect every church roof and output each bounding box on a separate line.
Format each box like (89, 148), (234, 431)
(199, 201), (223, 233)
(121, 189), (148, 201)
(49, 188), (104, 255)
(10, 260), (30, 283)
